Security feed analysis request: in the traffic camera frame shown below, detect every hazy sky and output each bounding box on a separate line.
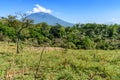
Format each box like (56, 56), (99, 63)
(0, 0), (120, 24)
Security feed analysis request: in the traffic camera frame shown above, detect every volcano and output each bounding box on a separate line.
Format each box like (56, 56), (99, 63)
(27, 12), (74, 26)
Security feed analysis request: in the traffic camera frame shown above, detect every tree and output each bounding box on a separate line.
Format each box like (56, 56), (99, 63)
(39, 22), (51, 37)
(50, 24), (65, 38)
(108, 24), (118, 38)
(81, 37), (95, 49)
(3, 14), (33, 53)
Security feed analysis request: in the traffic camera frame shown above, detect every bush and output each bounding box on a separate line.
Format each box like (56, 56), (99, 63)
(81, 37), (95, 49)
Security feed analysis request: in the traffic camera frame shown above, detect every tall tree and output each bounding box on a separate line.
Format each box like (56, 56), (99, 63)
(3, 14), (33, 53)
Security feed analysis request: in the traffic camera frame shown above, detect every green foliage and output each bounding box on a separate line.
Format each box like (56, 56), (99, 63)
(81, 37), (95, 49)
(50, 24), (65, 38)
(0, 23), (16, 41)
(1, 16), (120, 49)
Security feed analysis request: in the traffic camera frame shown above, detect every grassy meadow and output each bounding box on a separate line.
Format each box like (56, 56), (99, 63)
(0, 42), (120, 80)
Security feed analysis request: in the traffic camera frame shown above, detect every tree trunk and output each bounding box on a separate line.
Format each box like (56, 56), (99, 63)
(16, 32), (20, 54)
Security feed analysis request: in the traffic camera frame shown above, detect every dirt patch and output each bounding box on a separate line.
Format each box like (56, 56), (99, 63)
(26, 47), (63, 51)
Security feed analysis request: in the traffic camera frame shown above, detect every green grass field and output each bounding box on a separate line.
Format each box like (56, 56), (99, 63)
(0, 42), (120, 80)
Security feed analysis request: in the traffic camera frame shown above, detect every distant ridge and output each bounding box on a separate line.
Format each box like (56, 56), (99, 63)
(27, 12), (74, 26)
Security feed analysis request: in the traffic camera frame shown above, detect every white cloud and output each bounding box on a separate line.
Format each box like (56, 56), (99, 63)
(27, 4), (52, 14)
(110, 18), (120, 24)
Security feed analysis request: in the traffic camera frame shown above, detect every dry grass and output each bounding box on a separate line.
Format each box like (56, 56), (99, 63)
(0, 42), (120, 80)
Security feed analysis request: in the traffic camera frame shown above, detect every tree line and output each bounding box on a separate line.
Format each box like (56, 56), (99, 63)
(0, 15), (120, 50)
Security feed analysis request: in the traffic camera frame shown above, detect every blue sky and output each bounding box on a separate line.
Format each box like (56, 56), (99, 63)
(0, 0), (120, 24)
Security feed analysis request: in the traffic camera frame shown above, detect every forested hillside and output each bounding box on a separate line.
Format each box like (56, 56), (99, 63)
(0, 15), (120, 50)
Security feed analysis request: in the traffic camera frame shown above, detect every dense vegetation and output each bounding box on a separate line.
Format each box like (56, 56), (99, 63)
(0, 15), (120, 80)
(0, 15), (120, 50)
(0, 42), (120, 80)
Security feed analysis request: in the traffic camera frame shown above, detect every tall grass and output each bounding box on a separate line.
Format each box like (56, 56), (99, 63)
(0, 42), (120, 80)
